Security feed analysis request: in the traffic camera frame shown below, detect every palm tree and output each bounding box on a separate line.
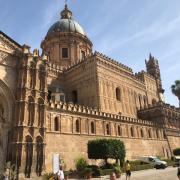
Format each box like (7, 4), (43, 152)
(171, 80), (180, 107)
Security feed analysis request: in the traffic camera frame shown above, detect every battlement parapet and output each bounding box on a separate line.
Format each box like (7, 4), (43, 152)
(94, 51), (133, 73)
(48, 101), (154, 126)
(139, 101), (180, 113)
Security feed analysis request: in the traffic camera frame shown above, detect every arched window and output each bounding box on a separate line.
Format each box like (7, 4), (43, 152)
(39, 65), (46, 91)
(116, 88), (121, 101)
(163, 131), (166, 139)
(25, 135), (33, 178)
(54, 117), (59, 131)
(36, 136), (44, 176)
(144, 96), (147, 108)
(140, 129), (144, 138)
(75, 119), (80, 133)
(28, 96), (35, 126)
(139, 95), (142, 108)
(117, 125), (122, 136)
(106, 124), (110, 135)
(38, 98), (44, 127)
(156, 130), (159, 139)
(72, 90), (78, 104)
(148, 129), (152, 138)
(29, 62), (36, 89)
(152, 99), (157, 106)
(91, 121), (95, 134)
(130, 127), (134, 137)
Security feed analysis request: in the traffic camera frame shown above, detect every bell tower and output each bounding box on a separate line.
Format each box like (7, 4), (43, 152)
(145, 54), (165, 102)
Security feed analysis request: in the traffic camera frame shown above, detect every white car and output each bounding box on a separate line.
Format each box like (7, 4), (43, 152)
(138, 156), (167, 169)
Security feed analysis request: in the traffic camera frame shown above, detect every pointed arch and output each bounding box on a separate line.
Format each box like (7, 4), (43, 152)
(25, 135), (33, 178)
(140, 128), (144, 138)
(116, 87), (121, 101)
(130, 126), (134, 137)
(90, 121), (95, 134)
(36, 136), (44, 176)
(117, 125), (122, 136)
(38, 65), (46, 91)
(75, 119), (80, 133)
(37, 98), (45, 127)
(29, 61), (36, 89)
(28, 96), (35, 126)
(106, 124), (110, 135)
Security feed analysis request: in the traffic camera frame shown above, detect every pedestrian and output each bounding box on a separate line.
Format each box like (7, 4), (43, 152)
(57, 165), (64, 180)
(177, 164), (180, 180)
(125, 160), (131, 180)
(110, 172), (116, 180)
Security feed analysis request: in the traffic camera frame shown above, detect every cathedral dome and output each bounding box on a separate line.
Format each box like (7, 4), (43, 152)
(47, 5), (86, 36)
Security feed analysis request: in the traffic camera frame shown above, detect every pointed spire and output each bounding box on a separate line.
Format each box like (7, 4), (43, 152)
(60, 4), (72, 19)
(149, 53), (152, 59)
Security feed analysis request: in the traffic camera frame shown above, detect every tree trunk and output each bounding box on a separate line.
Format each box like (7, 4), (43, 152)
(105, 158), (108, 165)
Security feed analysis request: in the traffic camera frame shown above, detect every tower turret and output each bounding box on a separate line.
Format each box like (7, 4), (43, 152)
(145, 54), (165, 101)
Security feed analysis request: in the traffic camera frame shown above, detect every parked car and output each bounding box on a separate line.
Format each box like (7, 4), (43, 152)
(173, 156), (180, 167)
(138, 156), (167, 169)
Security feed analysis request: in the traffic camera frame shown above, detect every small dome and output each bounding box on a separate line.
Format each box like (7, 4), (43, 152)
(47, 5), (86, 36)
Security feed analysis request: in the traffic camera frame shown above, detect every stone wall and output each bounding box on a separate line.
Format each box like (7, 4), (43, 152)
(45, 133), (170, 171)
(45, 104), (172, 171)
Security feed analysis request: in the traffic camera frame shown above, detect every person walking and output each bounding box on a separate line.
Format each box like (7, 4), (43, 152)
(125, 160), (131, 180)
(57, 165), (64, 180)
(177, 164), (180, 180)
(110, 172), (116, 180)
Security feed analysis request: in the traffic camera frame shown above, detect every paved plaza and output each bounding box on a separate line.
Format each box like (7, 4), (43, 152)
(71, 167), (178, 180)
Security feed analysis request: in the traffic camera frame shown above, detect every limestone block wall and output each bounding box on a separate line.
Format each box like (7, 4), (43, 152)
(45, 133), (169, 171)
(45, 103), (172, 171)
(63, 57), (99, 107)
(96, 56), (149, 118)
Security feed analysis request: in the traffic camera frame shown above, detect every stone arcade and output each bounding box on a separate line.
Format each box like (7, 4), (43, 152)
(0, 4), (179, 178)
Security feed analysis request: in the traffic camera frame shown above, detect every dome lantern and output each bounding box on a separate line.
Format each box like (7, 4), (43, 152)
(60, 4), (72, 19)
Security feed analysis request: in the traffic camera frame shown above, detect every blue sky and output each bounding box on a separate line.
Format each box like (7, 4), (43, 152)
(0, 0), (179, 106)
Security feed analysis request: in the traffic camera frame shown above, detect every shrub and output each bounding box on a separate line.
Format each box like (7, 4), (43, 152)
(173, 148), (180, 156)
(101, 169), (114, 176)
(161, 159), (175, 166)
(113, 165), (121, 175)
(42, 172), (54, 180)
(75, 157), (87, 172)
(87, 165), (101, 177)
(101, 163), (115, 170)
(130, 164), (154, 171)
(84, 167), (92, 174)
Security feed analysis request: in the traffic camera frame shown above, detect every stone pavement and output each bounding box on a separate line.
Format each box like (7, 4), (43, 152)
(27, 166), (178, 179)
(69, 166), (178, 180)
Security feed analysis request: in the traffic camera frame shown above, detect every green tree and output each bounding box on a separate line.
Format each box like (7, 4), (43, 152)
(171, 80), (180, 107)
(173, 148), (180, 156)
(87, 139), (125, 166)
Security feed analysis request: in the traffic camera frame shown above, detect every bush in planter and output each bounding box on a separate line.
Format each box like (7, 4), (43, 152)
(75, 157), (88, 172)
(87, 165), (102, 177)
(173, 148), (180, 156)
(84, 167), (92, 179)
(113, 165), (121, 178)
(42, 172), (54, 180)
(64, 171), (70, 180)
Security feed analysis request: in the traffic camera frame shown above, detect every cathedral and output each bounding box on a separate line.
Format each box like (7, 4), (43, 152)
(0, 4), (180, 178)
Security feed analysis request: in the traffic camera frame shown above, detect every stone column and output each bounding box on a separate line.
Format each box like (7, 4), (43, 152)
(18, 143), (26, 179)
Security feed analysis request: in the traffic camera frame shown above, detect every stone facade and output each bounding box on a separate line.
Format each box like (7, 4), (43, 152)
(0, 4), (179, 178)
